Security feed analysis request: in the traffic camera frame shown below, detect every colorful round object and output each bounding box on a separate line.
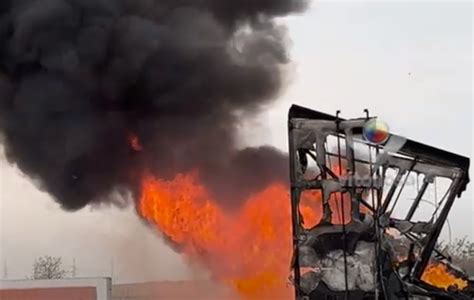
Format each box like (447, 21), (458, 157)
(363, 119), (390, 145)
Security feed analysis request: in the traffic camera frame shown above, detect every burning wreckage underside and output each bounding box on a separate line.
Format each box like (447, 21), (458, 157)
(287, 105), (473, 300)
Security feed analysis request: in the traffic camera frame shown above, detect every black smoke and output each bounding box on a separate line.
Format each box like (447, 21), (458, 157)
(0, 0), (306, 210)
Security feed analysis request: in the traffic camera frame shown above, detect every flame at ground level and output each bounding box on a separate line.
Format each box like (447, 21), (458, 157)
(422, 262), (468, 291)
(139, 173), (295, 299)
(138, 173), (469, 298)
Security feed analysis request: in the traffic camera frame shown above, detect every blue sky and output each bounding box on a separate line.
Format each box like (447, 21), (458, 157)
(1, 0), (472, 283)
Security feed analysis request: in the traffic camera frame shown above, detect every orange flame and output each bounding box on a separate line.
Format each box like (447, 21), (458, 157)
(129, 135), (143, 152)
(139, 173), (296, 299)
(422, 262), (468, 291)
(138, 172), (468, 298)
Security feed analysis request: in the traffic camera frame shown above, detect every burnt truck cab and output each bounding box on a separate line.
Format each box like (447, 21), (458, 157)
(287, 105), (472, 300)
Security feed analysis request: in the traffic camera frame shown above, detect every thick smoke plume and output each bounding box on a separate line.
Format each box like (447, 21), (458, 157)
(0, 0), (306, 210)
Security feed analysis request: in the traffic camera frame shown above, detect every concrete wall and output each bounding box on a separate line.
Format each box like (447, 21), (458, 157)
(0, 286), (97, 300)
(111, 281), (235, 300)
(0, 278), (111, 300)
(0, 278), (234, 300)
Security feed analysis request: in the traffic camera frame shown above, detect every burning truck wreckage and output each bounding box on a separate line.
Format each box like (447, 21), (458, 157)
(287, 105), (473, 300)
(0, 1), (472, 300)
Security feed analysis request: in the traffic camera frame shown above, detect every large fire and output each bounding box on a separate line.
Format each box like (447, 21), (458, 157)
(137, 167), (467, 298)
(138, 169), (356, 299)
(139, 173), (295, 299)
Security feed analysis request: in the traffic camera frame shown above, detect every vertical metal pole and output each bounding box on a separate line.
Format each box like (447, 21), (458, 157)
(110, 258), (114, 283)
(2, 260), (8, 280)
(72, 258), (76, 278)
(288, 119), (301, 300)
(374, 145), (383, 300)
(336, 112), (349, 300)
(364, 109), (380, 299)
(345, 130), (359, 220)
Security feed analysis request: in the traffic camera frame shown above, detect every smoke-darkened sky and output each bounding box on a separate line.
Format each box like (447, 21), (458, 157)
(0, 0), (307, 210)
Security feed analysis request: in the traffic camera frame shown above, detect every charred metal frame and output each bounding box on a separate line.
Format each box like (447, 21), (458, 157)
(288, 105), (471, 300)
